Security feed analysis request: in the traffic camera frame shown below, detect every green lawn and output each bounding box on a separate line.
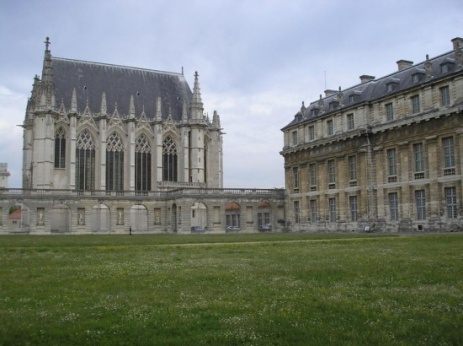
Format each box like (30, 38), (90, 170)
(1, 233), (462, 345)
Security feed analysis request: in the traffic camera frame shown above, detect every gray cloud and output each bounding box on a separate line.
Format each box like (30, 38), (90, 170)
(0, 0), (461, 188)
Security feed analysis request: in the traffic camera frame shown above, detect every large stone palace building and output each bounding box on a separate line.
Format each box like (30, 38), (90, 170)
(281, 37), (463, 232)
(0, 38), (285, 234)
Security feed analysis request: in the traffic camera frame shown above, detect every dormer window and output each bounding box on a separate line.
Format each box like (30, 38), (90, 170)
(386, 81), (398, 93)
(440, 62), (455, 74)
(329, 101), (339, 111)
(310, 108), (319, 117)
(412, 72), (425, 84)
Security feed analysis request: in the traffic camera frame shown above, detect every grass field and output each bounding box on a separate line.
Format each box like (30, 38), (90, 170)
(1, 233), (462, 345)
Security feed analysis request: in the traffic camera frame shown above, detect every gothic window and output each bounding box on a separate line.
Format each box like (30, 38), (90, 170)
(163, 136), (178, 182)
(106, 132), (124, 191)
(54, 127), (66, 168)
(135, 134), (151, 192)
(76, 129), (95, 191)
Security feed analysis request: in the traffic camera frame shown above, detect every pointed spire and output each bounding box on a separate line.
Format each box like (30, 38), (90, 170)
(192, 71), (203, 107)
(190, 71), (204, 120)
(41, 37), (54, 84)
(71, 88), (77, 113)
(155, 96), (162, 120)
(212, 110), (221, 127)
(182, 100), (188, 121)
(129, 95), (135, 118)
(100, 92), (107, 115)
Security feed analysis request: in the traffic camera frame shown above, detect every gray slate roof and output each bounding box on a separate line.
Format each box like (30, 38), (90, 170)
(282, 48), (461, 130)
(52, 57), (192, 120)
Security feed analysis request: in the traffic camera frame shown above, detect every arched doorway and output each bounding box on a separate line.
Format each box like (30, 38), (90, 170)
(92, 203), (110, 233)
(51, 204), (70, 233)
(191, 202), (207, 232)
(130, 204), (148, 233)
(225, 201), (241, 232)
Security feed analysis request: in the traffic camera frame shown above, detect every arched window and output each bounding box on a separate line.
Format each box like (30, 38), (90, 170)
(106, 132), (124, 191)
(163, 136), (177, 182)
(135, 134), (151, 191)
(54, 127), (66, 168)
(76, 129), (95, 191)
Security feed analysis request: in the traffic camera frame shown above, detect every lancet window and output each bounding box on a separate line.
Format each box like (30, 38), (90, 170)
(76, 129), (95, 191)
(135, 134), (151, 191)
(106, 132), (124, 191)
(163, 136), (178, 182)
(54, 127), (66, 168)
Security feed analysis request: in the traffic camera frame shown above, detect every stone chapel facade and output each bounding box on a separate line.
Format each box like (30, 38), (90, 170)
(0, 38), (286, 234)
(23, 38), (223, 191)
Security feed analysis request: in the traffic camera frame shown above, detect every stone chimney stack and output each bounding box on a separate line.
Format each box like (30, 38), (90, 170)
(397, 59), (414, 71)
(452, 37), (463, 50)
(324, 89), (337, 97)
(359, 75), (375, 84)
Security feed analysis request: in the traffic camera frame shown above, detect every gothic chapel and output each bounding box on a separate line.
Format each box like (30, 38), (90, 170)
(23, 38), (223, 191)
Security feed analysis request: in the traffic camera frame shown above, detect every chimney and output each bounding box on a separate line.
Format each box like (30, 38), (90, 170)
(359, 75), (375, 84)
(324, 89), (337, 97)
(452, 37), (463, 50)
(396, 59), (413, 71)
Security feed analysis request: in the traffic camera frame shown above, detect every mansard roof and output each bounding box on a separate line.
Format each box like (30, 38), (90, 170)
(282, 38), (463, 130)
(51, 57), (192, 120)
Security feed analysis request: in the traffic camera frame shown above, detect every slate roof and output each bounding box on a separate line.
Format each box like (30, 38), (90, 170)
(282, 47), (462, 130)
(51, 57), (193, 120)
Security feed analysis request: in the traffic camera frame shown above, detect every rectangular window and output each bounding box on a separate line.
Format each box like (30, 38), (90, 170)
(411, 95), (420, 113)
(349, 196), (358, 221)
(257, 212), (270, 228)
(389, 192), (399, 221)
(415, 190), (426, 220)
(413, 143), (424, 173)
(348, 155), (357, 182)
(442, 137), (455, 168)
(347, 113), (355, 130)
(327, 119), (334, 136)
(309, 163), (317, 189)
(328, 160), (336, 187)
(385, 103), (394, 121)
(308, 126), (315, 140)
(292, 131), (298, 146)
(440, 86), (450, 106)
(445, 187), (458, 219)
(293, 167), (299, 190)
(387, 148), (397, 177)
(294, 201), (300, 224)
(310, 200), (318, 222)
(329, 198), (336, 222)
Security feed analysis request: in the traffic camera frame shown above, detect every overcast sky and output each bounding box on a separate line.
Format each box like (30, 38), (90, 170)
(0, 0), (461, 189)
